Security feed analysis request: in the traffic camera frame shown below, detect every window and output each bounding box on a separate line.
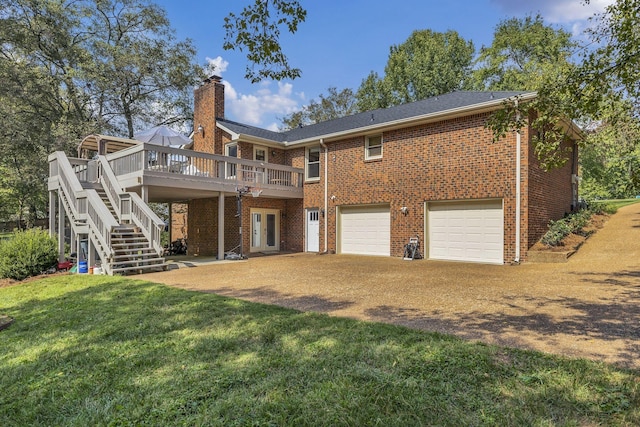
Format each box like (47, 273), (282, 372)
(365, 135), (383, 160)
(306, 147), (320, 181)
(254, 146), (267, 162)
(225, 143), (238, 178)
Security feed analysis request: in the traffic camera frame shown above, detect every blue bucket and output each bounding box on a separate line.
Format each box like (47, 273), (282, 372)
(78, 261), (88, 274)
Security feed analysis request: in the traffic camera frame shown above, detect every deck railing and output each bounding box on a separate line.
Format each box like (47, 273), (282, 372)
(107, 143), (304, 190)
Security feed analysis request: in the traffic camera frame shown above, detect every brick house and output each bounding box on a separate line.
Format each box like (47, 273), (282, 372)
(184, 75), (580, 264)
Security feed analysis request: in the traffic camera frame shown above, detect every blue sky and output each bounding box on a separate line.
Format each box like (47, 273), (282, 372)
(154, 0), (612, 130)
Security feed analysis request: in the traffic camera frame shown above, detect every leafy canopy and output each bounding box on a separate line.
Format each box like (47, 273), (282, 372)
(357, 29), (474, 110)
(279, 87), (358, 130)
(223, 0), (306, 83)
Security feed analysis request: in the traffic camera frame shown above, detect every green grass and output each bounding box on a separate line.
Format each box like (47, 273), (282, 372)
(1, 276), (639, 426)
(597, 198), (640, 210)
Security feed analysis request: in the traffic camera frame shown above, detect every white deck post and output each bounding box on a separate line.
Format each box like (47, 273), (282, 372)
(57, 194), (65, 263)
(49, 191), (56, 238)
(218, 192), (225, 260)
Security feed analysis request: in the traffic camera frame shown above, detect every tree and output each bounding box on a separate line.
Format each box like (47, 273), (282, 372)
(279, 87), (358, 130)
(356, 29), (474, 109)
(0, 0), (203, 224)
(486, 1), (640, 171)
(223, 0), (306, 83)
(577, 0), (640, 117)
(580, 101), (640, 199)
(473, 15), (576, 91)
(86, 0), (203, 137)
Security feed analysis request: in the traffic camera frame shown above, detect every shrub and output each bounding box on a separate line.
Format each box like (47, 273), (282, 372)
(541, 217), (574, 246)
(0, 228), (58, 281)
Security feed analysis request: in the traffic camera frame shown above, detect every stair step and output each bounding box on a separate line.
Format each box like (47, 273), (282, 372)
(113, 253), (160, 261)
(110, 261), (167, 274)
(111, 237), (148, 243)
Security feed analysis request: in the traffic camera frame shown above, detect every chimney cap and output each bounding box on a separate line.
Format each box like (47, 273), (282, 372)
(203, 75), (222, 84)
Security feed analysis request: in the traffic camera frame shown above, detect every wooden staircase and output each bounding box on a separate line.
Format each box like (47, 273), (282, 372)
(110, 225), (167, 275)
(89, 182), (167, 275)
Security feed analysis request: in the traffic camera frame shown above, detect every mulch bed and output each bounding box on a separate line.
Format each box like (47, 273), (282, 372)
(529, 213), (609, 253)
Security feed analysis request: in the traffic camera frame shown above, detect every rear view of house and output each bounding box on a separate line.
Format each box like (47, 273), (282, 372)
(48, 75), (580, 274)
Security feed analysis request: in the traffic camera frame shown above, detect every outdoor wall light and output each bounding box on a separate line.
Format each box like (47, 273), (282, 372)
(271, 150), (277, 156)
(197, 124), (204, 135)
(320, 208), (325, 217)
(400, 206), (409, 215)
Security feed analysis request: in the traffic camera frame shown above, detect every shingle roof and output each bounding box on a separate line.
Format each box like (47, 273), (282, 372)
(218, 90), (532, 145)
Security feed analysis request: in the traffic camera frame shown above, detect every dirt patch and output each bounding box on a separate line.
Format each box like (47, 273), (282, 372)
(0, 271), (70, 289)
(0, 314), (14, 331)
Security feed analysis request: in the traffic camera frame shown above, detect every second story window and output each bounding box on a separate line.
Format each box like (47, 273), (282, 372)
(365, 135), (383, 160)
(306, 147), (320, 181)
(225, 143), (238, 178)
(254, 146), (267, 162)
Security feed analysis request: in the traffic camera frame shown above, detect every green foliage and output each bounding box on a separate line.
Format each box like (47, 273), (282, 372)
(579, 0), (640, 117)
(356, 29), (474, 109)
(473, 15), (576, 91)
(580, 101), (640, 199)
(223, 0), (306, 83)
(1, 276), (639, 425)
(279, 87), (358, 130)
(0, 228), (57, 280)
(0, 0), (203, 223)
(540, 205), (612, 246)
(478, 15), (581, 170)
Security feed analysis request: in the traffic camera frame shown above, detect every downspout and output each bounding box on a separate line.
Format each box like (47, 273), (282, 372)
(319, 139), (328, 253)
(514, 100), (521, 264)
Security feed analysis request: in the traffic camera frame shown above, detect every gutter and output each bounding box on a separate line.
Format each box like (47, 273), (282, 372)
(319, 139), (328, 253)
(514, 99), (521, 264)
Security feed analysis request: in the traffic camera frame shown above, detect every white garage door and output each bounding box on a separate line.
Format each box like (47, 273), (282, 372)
(428, 200), (503, 264)
(340, 205), (390, 256)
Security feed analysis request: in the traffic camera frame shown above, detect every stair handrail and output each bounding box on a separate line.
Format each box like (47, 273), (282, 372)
(97, 154), (164, 256)
(49, 151), (88, 224)
(85, 189), (118, 270)
(96, 155), (123, 220)
(127, 191), (165, 256)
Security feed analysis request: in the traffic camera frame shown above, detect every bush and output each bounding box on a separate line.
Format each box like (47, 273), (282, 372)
(540, 203), (615, 246)
(0, 228), (58, 281)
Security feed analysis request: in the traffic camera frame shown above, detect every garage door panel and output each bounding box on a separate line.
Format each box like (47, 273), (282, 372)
(340, 206), (390, 256)
(428, 201), (503, 264)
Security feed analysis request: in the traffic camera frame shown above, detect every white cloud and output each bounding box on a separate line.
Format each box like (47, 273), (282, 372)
(490, 0), (613, 23)
(205, 56), (229, 76)
(223, 80), (301, 126)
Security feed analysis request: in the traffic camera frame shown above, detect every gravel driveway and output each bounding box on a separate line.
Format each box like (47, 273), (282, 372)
(141, 202), (640, 369)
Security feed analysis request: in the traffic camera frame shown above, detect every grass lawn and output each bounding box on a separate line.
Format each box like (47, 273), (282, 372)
(598, 198), (640, 210)
(1, 276), (639, 426)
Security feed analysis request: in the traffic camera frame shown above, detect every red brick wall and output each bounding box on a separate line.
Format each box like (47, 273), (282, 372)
(170, 203), (188, 240)
(193, 76), (224, 154)
(298, 113), (528, 263)
(526, 134), (577, 248)
(187, 195), (303, 257)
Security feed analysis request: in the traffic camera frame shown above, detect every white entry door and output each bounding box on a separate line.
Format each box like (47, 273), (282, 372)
(306, 209), (320, 252)
(251, 208), (279, 252)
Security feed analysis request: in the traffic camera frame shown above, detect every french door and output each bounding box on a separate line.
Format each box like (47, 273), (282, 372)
(250, 208), (280, 252)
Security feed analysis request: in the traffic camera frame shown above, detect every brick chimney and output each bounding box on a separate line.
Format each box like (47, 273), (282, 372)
(193, 75), (225, 154)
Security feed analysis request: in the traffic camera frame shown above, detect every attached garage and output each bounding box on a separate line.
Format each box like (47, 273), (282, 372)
(427, 200), (504, 264)
(339, 205), (390, 256)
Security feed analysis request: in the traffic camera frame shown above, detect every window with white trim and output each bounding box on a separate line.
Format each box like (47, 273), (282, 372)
(365, 135), (383, 160)
(225, 143), (238, 178)
(254, 145), (267, 162)
(306, 147), (320, 181)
